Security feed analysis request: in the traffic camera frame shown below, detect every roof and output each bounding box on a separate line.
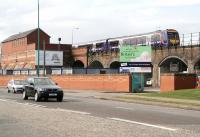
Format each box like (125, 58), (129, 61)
(2, 28), (50, 43)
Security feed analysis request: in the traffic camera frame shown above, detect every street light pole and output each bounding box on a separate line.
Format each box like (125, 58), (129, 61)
(37, 0), (40, 77)
(58, 37), (61, 51)
(72, 27), (79, 46)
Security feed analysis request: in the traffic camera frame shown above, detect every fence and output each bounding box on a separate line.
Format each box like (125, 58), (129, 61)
(0, 68), (120, 76)
(180, 32), (200, 46)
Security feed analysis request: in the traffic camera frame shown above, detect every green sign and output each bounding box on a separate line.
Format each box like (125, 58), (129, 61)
(120, 46), (151, 62)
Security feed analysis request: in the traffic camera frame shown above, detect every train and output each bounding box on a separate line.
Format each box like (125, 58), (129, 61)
(77, 29), (180, 53)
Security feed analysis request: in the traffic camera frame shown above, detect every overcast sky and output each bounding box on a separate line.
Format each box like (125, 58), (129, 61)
(0, 0), (200, 44)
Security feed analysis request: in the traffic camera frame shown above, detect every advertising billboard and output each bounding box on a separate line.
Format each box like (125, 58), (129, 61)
(120, 67), (152, 73)
(35, 50), (63, 66)
(120, 46), (151, 63)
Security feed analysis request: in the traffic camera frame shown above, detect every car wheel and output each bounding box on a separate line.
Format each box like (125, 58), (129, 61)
(44, 97), (48, 102)
(57, 96), (63, 102)
(23, 91), (28, 100)
(34, 92), (40, 102)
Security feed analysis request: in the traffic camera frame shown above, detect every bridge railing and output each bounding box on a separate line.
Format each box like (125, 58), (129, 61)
(180, 32), (200, 46)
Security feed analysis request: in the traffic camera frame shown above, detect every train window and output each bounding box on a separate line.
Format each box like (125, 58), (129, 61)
(151, 34), (161, 43)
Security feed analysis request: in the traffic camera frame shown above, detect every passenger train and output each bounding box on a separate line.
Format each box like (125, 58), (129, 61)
(77, 29), (180, 53)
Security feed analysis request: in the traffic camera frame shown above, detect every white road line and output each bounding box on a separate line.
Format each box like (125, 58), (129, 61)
(0, 99), (47, 108)
(23, 103), (47, 108)
(56, 108), (91, 115)
(110, 118), (177, 131)
(0, 99), (8, 102)
(116, 107), (134, 110)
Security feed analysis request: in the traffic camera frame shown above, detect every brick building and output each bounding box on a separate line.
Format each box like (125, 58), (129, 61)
(1, 28), (72, 70)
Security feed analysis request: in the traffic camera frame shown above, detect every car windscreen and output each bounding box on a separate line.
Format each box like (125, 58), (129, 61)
(34, 78), (55, 85)
(14, 80), (27, 85)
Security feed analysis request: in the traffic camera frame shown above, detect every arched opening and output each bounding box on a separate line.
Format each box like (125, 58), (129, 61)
(194, 59), (200, 73)
(159, 57), (188, 73)
(110, 61), (120, 69)
(72, 60), (84, 68)
(89, 61), (104, 69)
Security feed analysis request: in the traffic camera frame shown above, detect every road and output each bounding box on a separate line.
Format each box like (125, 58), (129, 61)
(0, 88), (200, 137)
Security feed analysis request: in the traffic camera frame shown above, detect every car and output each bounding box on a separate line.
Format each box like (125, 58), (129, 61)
(146, 78), (153, 86)
(7, 79), (27, 93)
(23, 77), (63, 102)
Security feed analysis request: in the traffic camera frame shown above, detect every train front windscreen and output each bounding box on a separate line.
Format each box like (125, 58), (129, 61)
(167, 31), (180, 46)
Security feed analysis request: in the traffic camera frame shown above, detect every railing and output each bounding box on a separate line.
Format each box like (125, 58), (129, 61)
(0, 68), (120, 76)
(180, 32), (200, 46)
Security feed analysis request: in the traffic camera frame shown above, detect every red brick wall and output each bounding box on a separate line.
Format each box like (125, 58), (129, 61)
(160, 75), (175, 92)
(0, 74), (131, 93)
(27, 29), (50, 45)
(197, 77), (200, 88)
(0, 76), (27, 87)
(174, 75), (197, 90)
(160, 74), (197, 92)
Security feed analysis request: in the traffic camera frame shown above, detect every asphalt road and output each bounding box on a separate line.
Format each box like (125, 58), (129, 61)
(0, 88), (200, 137)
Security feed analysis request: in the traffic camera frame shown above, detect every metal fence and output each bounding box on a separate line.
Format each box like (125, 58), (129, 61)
(0, 68), (120, 76)
(180, 32), (200, 46)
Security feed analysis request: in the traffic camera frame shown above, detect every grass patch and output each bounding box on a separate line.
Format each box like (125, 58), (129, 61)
(136, 89), (200, 101)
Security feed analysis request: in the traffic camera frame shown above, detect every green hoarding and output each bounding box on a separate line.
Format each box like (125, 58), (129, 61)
(120, 46), (152, 62)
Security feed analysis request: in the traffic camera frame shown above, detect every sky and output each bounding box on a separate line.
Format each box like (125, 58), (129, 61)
(0, 0), (200, 44)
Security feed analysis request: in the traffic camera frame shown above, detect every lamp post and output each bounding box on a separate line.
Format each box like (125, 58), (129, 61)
(58, 37), (61, 51)
(72, 27), (79, 46)
(37, 0), (40, 77)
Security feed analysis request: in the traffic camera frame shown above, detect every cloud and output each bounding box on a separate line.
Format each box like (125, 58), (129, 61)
(0, 0), (200, 44)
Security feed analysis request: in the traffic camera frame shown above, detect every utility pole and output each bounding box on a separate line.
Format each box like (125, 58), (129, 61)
(43, 40), (46, 76)
(37, 0), (40, 77)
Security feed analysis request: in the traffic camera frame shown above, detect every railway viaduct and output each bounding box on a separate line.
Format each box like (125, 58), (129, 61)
(72, 46), (200, 87)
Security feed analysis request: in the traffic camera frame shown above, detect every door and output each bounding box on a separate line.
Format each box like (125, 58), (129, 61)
(131, 73), (144, 93)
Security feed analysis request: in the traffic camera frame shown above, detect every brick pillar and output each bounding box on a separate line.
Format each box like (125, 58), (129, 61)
(153, 64), (159, 87)
(187, 60), (194, 73)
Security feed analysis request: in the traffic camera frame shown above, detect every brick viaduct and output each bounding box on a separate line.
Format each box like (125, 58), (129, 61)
(72, 46), (200, 87)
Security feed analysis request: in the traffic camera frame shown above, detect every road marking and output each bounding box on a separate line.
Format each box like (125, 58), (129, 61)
(56, 108), (91, 115)
(0, 99), (8, 102)
(110, 118), (177, 131)
(23, 103), (47, 108)
(0, 99), (47, 108)
(116, 107), (134, 110)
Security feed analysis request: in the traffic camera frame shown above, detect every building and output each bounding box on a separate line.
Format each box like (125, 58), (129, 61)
(1, 28), (72, 70)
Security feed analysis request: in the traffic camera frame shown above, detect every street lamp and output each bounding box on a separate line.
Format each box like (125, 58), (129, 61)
(72, 27), (79, 46)
(58, 37), (61, 51)
(37, 0), (40, 77)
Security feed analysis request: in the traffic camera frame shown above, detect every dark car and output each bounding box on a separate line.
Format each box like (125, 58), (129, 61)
(23, 77), (63, 102)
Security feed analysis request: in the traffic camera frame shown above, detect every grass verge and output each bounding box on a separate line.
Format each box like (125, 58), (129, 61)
(136, 89), (200, 101)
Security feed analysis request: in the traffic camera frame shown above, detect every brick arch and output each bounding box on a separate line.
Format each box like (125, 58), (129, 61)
(89, 56), (106, 68)
(158, 55), (188, 67)
(72, 60), (85, 68)
(89, 60), (104, 69)
(108, 58), (120, 67)
(193, 55), (200, 66)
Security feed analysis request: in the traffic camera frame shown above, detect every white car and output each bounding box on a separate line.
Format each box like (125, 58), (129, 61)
(7, 80), (27, 93)
(146, 78), (153, 86)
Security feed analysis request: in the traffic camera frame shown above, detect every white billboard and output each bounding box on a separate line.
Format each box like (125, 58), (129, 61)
(120, 67), (152, 73)
(35, 50), (63, 66)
